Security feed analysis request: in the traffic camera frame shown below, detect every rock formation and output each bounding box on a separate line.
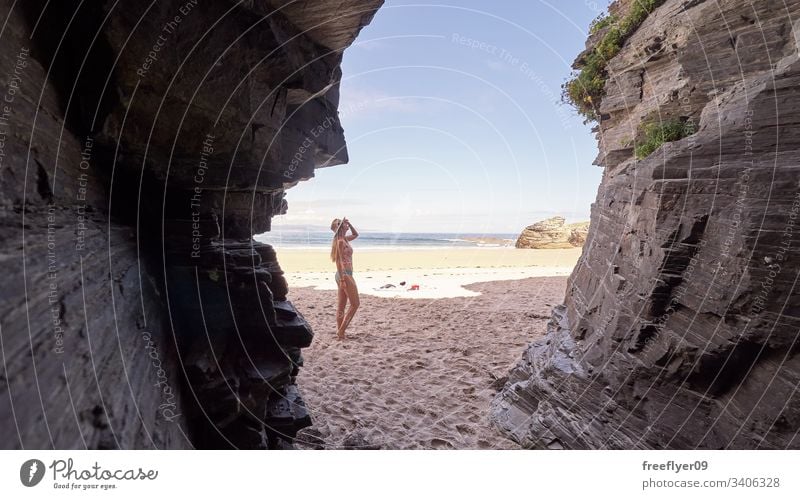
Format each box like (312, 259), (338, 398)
(0, 0), (382, 449)
(493, 0), (800, 449)
(515, 217), (590, 249)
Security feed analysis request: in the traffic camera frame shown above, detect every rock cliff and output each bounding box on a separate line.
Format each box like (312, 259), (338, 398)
(493, 0), (800, 449)
(0, 0), (382, 449)
(516, 217), (590, 249)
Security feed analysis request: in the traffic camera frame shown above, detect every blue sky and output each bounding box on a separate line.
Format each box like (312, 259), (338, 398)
(274, 0), (612, 234)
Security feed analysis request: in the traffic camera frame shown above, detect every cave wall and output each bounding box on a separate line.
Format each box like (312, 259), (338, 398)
(492, 0), (800, 449)
(0, 0), (382, 449)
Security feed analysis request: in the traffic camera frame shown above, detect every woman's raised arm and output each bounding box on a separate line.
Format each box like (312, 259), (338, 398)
(345, 219), (359, 241)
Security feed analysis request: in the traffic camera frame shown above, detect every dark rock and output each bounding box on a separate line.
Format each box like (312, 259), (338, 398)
(493, 0), (800, 449)
(0, 0), (383, 449)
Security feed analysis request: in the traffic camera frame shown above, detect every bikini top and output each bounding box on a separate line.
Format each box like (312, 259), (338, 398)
(339, 239), (353, 267)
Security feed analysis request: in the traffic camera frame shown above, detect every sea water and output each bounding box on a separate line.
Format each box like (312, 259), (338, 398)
(254, 230), (516, 251)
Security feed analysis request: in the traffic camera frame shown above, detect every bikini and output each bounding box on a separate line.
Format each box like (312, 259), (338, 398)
(334, 268), (353, 284)
(335, 239), (354, 285)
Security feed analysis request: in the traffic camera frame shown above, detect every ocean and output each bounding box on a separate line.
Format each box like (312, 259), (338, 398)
(254, 231), (517, 250)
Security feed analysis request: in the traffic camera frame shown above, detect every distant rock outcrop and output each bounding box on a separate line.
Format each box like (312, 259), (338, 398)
(515, 217), (590, 249)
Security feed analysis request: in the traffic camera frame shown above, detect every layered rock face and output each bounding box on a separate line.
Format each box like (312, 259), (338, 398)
(493, 0), (800, 449)
(0, 0), (381, 449)
(515, 217), (590, 249)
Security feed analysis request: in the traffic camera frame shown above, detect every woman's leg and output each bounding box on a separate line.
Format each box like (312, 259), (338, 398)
(339, 275), (360, 337)
(336, 280), (348, 336)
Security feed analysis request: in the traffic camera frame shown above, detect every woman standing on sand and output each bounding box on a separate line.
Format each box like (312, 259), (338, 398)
(331, 217), (360, 340)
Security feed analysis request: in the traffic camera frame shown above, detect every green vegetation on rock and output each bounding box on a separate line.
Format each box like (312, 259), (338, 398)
(634, 119), (696, 159)
(589, 13), (618, 35)
(563, 0), (667, 121)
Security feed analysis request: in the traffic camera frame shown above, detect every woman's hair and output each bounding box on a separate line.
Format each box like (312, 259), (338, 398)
(330, 218), (342, 262)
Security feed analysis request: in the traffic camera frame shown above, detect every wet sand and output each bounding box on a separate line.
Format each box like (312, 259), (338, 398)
(277, 247), (581, 299)
(277, 246), (582, 273)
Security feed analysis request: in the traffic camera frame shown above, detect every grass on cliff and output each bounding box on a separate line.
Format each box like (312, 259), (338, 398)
(634, 119), (696, 159)
(589, 13), (618, 35)
(563, 0), (667, 121)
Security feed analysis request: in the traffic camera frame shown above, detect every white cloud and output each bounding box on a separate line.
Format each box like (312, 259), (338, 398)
(486, 59), (506, 71)
(352, 39), (388, 52)
(338, 85), (427, 120)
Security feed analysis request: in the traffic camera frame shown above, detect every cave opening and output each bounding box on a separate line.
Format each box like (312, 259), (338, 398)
(5, 0), (795, 455)
(252, 3), (603, 449)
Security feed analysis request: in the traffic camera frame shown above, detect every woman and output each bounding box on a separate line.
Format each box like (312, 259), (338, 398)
(330, 217), (359, 340)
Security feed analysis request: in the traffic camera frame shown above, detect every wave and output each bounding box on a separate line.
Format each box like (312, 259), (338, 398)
(255, 231), (518, 249)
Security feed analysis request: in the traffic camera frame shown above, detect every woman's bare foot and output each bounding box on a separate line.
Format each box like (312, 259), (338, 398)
(337, 328), (346, 340)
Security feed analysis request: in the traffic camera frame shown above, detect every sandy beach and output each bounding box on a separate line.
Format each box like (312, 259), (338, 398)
(278, 247), (581, 299)
(282, 247), (581, 449)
